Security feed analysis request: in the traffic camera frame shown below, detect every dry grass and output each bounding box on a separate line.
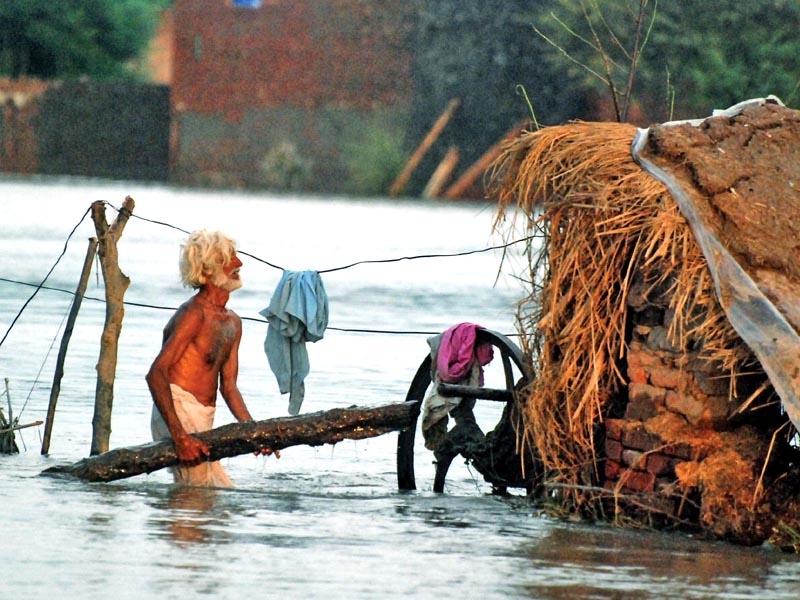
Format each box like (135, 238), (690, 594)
(490, 121), (755, 513)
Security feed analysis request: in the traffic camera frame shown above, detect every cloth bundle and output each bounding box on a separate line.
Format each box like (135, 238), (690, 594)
(421, 322), (494, 450)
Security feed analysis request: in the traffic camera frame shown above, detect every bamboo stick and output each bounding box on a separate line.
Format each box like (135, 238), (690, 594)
(42, 237), (98, 455)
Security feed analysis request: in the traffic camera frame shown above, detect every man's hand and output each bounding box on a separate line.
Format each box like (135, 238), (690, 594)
(254, 447), (280, 459)
(174, 434), (210, 464)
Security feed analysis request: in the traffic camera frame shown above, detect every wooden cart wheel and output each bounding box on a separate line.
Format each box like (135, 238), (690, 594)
(397, 328), (532, 493)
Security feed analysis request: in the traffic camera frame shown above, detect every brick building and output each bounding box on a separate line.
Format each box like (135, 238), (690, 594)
(170, 0), (414, 191)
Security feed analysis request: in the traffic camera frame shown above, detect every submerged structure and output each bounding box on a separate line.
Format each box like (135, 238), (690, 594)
(492, 98), (800, 548)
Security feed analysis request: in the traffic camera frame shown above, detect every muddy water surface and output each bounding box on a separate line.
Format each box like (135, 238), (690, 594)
(1, 178), (798, 599)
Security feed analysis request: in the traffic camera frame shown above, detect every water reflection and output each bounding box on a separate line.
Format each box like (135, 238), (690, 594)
(520, 521), (800, 599)
(151, 486), (220, 545)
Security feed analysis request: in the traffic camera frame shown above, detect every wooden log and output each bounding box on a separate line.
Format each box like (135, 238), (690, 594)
(42, 401), (418, 483)
(388, 98), (460, 197)
(90, 197), (134, 455)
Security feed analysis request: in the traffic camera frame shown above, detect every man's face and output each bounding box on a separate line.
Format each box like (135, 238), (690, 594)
(211, 252), (243, 292)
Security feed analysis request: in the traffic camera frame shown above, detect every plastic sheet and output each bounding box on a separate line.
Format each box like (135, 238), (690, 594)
(631, 98), (800, 432)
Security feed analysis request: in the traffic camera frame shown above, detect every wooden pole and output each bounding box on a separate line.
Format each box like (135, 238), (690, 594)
(442, 120), (529, 200)
(42, 401), (419, 483)
(422, 146), (460, 199)
(41, 237), (98, 455)
(90, 197), (135, 455)
(388, 98), (460, 197)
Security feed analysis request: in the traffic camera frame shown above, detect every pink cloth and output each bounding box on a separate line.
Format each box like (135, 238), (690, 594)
(436, 322), (494, 384)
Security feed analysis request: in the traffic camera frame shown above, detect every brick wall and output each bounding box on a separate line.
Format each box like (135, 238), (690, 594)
(171, 0), (414, 190)
(602, 273), (782, 529)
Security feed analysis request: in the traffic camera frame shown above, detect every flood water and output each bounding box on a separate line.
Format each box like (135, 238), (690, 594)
(1, 178), (798, 599)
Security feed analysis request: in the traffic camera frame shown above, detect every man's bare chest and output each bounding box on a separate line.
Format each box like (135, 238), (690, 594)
(195, 317), (237, 368)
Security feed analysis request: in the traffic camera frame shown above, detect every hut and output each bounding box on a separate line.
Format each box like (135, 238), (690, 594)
(491, 97), (800, 548)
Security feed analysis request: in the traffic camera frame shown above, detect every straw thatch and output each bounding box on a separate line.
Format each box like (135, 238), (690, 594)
(491, 121), (759, 514)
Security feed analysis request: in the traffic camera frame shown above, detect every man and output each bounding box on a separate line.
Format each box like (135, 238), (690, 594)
(147, 229), (262, 487)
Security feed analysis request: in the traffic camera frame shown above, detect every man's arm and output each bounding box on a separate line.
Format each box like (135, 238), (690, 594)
(219, 315), (253, 422)
(146, 305), (211, 463)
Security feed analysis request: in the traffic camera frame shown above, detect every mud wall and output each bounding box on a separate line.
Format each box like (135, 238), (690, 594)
(0, 79), (47, 175)
(0, 79), (170, 182)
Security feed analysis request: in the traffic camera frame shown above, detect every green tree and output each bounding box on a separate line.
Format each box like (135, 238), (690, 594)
(0, 0), (169, 81)
(535, 0), (800, 122)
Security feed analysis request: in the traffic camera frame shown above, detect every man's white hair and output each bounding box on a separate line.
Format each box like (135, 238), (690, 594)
(179, 230), (237, 289)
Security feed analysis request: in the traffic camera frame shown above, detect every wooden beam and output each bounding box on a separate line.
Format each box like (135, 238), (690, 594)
(442, 120), (529, 200)
(388, 98), (460, 197)
(42, 401), (418, 483)
(437, 383), (514, 402)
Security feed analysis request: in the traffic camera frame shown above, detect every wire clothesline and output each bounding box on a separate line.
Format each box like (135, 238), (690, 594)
(104, 200), (534, 274)
(1, 201), (532, 347)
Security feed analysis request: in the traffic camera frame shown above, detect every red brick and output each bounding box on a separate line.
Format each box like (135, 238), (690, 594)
(649, 366), (683, 390)
(646, 453), (678, 477)
(604, 459), (622, 481)
(662, 442), (697, 461)
(627, 364), (648, 384)
(686, 360), (731, 396)
(628, 382), (666, 404)
(701, 394), (732, 427)
(622, 449), (647, 469)
(618, 469), (656, 493)
(625, 395), (663, 421)
(665, 390), (705, 424)
(627, 345), (663, 368)
(622, 423), (663, 451)
(605, 438), (624, 461)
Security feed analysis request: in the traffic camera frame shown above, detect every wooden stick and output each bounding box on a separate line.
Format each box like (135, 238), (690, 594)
(1, 377), (11, 427)
(388, 98), (460, 197)
(42, 401), (418, 483)
(0, 378), (18, 454)
(0, 420), (43, 434)
(422, 145), (460, 199)
(42, 237), (98, 455)
(90, 197), (135, 456)
(443, 120), (529, 200)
